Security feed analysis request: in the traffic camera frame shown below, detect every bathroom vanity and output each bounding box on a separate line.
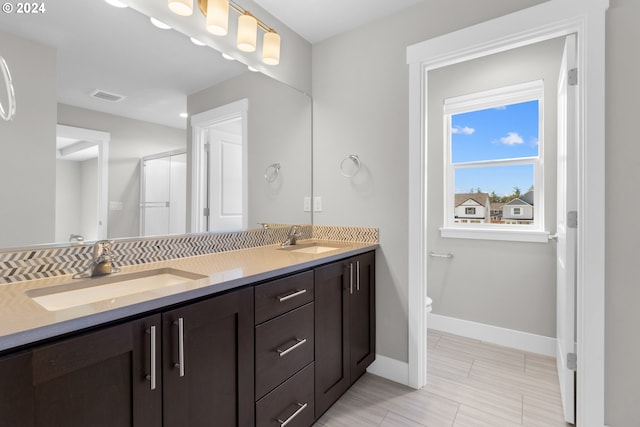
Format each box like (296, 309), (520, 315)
(0, 241), (376, 427)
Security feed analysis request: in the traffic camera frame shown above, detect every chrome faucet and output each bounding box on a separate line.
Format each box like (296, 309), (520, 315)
(281, 225), (302, 247)
(73, 240), (120, 279)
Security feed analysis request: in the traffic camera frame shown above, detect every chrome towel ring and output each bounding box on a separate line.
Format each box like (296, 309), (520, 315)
(0, 56), (16, 121)
(340, 154), (361, 178)
(264, 162), (281, 183)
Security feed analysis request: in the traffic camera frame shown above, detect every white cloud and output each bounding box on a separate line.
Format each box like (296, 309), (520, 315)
(499, 132), (524, 146)
(452, 125), (475, 135)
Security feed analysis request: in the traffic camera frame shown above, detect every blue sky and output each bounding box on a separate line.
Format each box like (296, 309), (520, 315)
(451, 100), (538, 196)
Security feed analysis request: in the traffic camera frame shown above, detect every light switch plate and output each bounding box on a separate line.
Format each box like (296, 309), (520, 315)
(303, 196), (311, 212)
(313, 196), (322, 212)
(109, 201), (123, 211)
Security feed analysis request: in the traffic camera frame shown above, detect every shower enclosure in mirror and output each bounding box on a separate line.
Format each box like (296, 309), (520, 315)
(0, 0), (312, 250)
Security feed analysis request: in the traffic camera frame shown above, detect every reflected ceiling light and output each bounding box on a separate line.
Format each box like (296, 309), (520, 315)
(205, 0), (229, 36)
(105, 0), (128, 8)
(237, 12), (257, 52)
(190, 37), (206, 46)
(150, 17), (172, 29)
(247, 66), (259, 72)
(169, 0), (281, 66)
(262, 30), (280, 65)
(222, 53), (235, 61)
(179, 112), (188, 118)
(168, 0), (193, 16)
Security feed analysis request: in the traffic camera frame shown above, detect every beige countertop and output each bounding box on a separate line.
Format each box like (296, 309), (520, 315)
(0, 240), (377, 353)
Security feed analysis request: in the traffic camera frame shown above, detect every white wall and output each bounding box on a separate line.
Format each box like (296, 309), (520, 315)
(187, 71), (312, 229)
(57, 104), (186, 239)
(0, 31), (56, 248)
(605, 0), (640, 425)
(55, 158), (98, 242)
(426, 38), (564, 338)
(312, 0), (546, 363)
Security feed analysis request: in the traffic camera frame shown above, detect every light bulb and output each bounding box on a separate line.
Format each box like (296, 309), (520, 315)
(262, 30), (280, 65)
(207, 0), (229, 36)
(237, 12), (257, 52)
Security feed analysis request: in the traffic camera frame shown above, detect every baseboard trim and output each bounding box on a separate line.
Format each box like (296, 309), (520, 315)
(366, 354), (409, 386)
(428, 313), (556, 357)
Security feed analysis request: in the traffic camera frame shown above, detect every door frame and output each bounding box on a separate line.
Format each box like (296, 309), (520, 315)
(406, 0), (607, 425)
(190, 99), (248, 232)
(56, 124), (110, 241)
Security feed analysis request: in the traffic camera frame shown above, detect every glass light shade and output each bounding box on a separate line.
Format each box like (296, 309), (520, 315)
(237, 13), (257, 52)
(262, 30), (280, 65)
(206, 0), (229, 36)
(168, 0), (193, 16)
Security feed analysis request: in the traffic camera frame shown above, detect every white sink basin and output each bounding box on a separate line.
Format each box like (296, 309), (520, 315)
(281, 243), (339, 254)
(27, 268), (206, 312)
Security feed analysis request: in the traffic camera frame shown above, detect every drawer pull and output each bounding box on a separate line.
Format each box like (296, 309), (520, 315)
(174, 318), (185, 377)
(277, 402), (308, 426)
(277, 289), (307, 302)
(276, 338), (307, 357)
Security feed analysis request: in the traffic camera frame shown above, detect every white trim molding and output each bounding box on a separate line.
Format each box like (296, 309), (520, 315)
(428, 313), (557, 357)
(366, 354), (409, 386)
(407, 1), (608, 426)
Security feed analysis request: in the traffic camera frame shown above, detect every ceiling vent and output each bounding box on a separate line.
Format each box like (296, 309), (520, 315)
(90, 89), (126, 102)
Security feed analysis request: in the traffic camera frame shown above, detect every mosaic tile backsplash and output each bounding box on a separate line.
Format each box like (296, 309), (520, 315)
(0, 225), (378, 284)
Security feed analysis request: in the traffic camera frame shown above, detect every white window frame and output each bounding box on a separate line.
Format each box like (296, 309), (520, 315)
(441, 80), (547, 243)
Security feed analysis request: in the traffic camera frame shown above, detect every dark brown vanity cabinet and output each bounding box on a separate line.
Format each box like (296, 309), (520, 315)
(162, 286), (255, 427)
(314, 251), (376, 417)
(254, 270), (316, 427)
(0, 286), (254, 427)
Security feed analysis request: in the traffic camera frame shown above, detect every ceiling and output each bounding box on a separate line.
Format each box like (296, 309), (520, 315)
(0, 0), (423, 130)
(253, 0), (423, 44)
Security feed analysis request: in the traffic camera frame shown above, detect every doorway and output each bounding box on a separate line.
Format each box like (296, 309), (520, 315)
(406, 1), (607, 425)
(55, 124), (109, 242)
(191, 99), (248, 233)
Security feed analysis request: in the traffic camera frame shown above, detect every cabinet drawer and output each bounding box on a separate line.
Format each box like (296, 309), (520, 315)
(256, 363), (314, 427)
(255, 303), (314, 399)
(255, 270), (314, 325)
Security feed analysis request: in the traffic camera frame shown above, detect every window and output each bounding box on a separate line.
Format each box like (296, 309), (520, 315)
(442, 81), (545, 241)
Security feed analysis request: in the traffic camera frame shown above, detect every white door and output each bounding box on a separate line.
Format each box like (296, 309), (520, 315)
(556, 33), (577, 425)
(208, 122), (243, 231)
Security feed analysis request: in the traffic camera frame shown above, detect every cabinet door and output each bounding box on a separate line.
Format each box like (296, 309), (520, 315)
(0, 350), (33, 427)
(31, 314), (162, 427)
(349, 251), (376, 383)
(162, 287), (254, 427)
(314, 260), (350, 418)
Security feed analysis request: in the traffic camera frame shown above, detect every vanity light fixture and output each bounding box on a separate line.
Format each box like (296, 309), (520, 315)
(169, 0), (281, 65)
(168, 0), (193, 16)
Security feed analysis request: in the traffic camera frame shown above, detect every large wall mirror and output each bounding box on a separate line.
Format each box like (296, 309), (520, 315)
(0, 0), (312, 250)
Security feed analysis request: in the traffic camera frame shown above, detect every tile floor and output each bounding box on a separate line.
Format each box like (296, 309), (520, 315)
(314, 329), (571, 427)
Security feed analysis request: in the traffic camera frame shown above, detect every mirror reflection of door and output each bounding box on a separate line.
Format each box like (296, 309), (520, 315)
(139, 150), (186, 237)
(208, 118), (243, 231)
(54, 125), (109, 243)
(191, 99), (248, 233)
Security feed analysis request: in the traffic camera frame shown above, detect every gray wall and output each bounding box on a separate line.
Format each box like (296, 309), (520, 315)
(0, 31), (57, 248)
(188, 71), (312, 229)
(426, 38), (564, 337)
(58, 104), (186, 239)
(605, 0), (640, 425)
(312, 0), (545, 363)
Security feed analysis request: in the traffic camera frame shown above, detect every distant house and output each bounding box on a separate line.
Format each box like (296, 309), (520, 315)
(490, 202), (504, 223)
(501, 190), (534, 224)
(454, 192), (491, 223)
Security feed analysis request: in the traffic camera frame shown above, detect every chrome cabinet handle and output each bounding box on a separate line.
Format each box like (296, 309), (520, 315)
(276, 338), (307, 357)
(174, 318), (185, 377)
(277, 289), (307, 302)
(356, 260), (361, 291)
(277, 403), (308, 426)
(146, 325), (157, 390)
(349, 263), (354, 294)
